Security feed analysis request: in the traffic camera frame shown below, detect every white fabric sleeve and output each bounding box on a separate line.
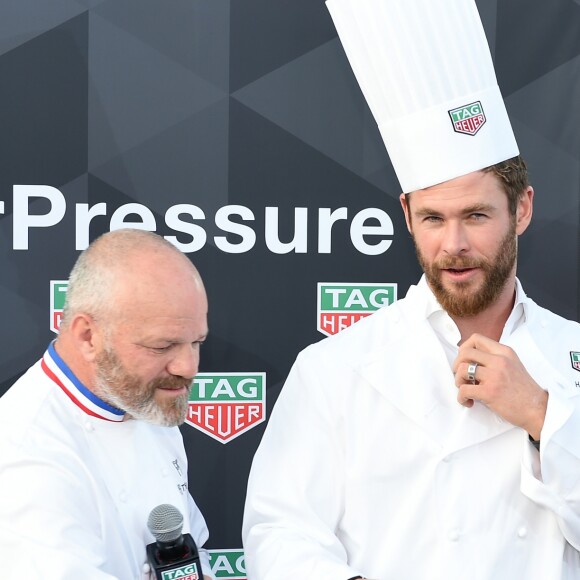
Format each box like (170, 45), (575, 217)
(186, 492), (212, 577)
(0, 455), (122, 579)
(242, 350), (363, 580)
(521, 384), (580, 551)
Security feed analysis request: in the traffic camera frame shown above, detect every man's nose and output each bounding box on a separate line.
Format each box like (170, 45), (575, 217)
(441, 221), (469, 255)
(166, 344), (200, 379)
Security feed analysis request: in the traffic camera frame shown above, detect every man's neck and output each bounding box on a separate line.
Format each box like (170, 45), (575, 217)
(450, 280), (517, 344)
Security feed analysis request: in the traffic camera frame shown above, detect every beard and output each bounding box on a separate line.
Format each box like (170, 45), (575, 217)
(94, 347), (192, 427)
(414, 222), (517, 318)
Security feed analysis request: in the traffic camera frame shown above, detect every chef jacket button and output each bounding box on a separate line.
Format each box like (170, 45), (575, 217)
(161, 468), (169, 477)
(540, 319), (547, 328)
(142, 563), (151, 574)
(84, 421), (94, 432)
(119, 490), (128, 503)
(448, 528), (460, 542)
(517, 526), (527, 538)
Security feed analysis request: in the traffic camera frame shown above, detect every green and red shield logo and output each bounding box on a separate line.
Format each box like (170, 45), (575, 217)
(50, 280), (68, 333)
(317, 283), (397, 336)
(209, 549), (246, 579)
(160, 563), (200, 580)
(448, 101), (486, 135)
(186, 373), (266, 443)
(571, 351), (580, 372)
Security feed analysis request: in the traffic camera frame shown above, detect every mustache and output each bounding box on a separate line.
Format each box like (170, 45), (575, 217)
(151, 376), (193, 391)
(435, 256), (487, 270)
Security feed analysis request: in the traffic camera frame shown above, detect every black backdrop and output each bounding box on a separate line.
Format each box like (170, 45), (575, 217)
(1, 1), (579, 578)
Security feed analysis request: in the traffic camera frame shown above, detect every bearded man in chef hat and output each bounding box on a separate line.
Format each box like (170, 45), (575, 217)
(242, 1), (580, 579)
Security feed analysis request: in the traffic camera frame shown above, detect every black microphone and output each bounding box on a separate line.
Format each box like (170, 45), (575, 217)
(146, 504), (205, 580)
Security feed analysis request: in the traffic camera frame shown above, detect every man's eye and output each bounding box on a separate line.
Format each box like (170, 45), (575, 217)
(150, 345), (172, 353)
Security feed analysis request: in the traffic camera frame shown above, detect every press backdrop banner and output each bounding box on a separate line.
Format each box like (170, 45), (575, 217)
(0, 1), (579, 575)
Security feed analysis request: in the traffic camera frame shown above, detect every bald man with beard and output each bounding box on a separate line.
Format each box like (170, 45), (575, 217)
(0, 229), (214, 580)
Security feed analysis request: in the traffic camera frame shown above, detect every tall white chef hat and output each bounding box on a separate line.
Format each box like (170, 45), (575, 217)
(326, 0), (519, 193)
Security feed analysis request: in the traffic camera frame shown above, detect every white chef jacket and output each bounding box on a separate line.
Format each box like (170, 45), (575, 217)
(242, 277), (580, 580)
(0, 342), (211, 579)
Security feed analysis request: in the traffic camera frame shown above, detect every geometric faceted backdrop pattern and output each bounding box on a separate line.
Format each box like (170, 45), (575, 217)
(0, 0), (579, 566)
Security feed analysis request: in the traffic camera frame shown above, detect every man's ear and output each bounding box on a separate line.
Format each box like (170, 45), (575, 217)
(399, 193), (413, 234)
(68, 313), (102, 363)
(515, 186), (534, 236)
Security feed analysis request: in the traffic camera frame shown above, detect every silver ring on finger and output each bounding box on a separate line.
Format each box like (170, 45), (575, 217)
(467, 362), (478, 384)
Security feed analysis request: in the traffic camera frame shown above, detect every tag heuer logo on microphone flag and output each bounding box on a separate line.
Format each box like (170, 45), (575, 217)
(50, 280), (69, 334)
(161, 563), (200, 580)
(186, 373), (266, 443)
(448, 101), (486, 135)
(317, 283), (397, 337)
(209, 549), (246, 579)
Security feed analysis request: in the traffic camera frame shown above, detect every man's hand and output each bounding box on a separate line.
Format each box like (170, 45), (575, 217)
(453, 333), (548, 440)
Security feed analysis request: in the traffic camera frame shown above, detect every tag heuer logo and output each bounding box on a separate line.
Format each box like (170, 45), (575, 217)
(449, 101), (486, 135)
(571, 352), (580, 371)
(317, 283), (397, 337)
(186, 374), (266, 443)
(50, 280), (68, 334)
(161, 563), (200, 580)
(209, 549), (246, 579)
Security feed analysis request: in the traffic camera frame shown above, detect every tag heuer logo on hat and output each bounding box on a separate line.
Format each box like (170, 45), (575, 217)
(50, 280), (69, 334)
(449, 101), (486, 135)
(317, 283), (397, 337)
(209, 549), (246, 579)
(571, 352), (580, 371)
(185, 373), (266, 443)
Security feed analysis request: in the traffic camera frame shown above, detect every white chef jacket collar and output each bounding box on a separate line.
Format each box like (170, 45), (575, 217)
(500, 277), (528, 340)
(42, 341), (126, 422)
(417, 275), (528, 344)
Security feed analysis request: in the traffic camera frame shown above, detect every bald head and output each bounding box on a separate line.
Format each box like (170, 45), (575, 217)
(60, 229), (204, 332)
(55, 229), (208, 426)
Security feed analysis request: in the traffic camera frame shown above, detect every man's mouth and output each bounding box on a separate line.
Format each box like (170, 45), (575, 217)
(156, 381), (191, 392)
(441, 266), (479, 281)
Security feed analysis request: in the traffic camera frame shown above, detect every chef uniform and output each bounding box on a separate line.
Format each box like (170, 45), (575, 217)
(0, 342), (211, 579)
(243, 277), (580, 579)
(242, 0), (580, 578)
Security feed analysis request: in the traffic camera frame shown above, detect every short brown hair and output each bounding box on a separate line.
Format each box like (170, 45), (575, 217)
(482, 155), (529, 215)
(404, 155), (530, 220)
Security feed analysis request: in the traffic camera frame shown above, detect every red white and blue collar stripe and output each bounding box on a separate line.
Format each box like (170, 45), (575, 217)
(42, 342), (125, 422)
